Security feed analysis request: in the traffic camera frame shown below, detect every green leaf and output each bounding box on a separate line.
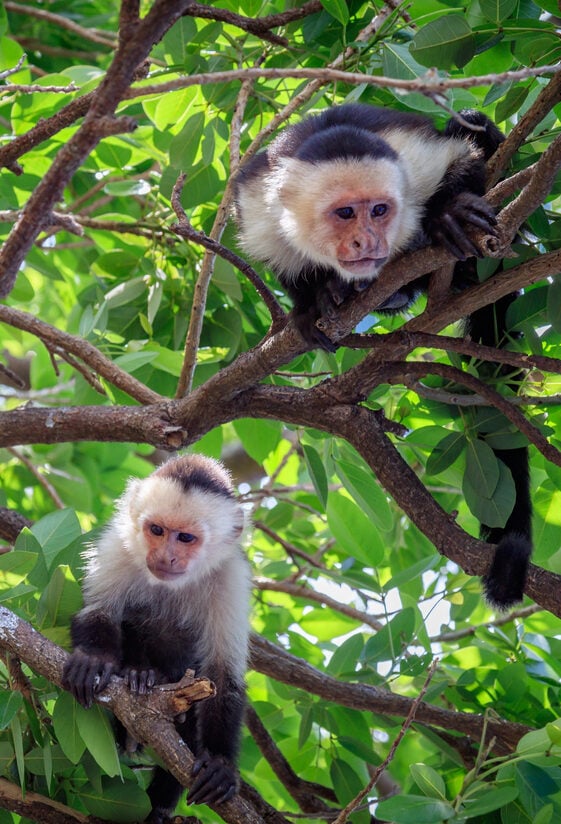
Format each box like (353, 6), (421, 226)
(410, 763), (447, 799)
(0, 693), (23, 730)
(465, 439), (500, 498)
(0, 551), (38, 597)
(463, 454), (515, 528)
(330, 757), (363, 803)
(326, 492), (385, 566)
(410, 15), (475, 69)
(10, 715), (24, 788)
(36, 565), (82, 629)
(31, 510), (82, 570)
(426, 431), (466, 476)
(334, 455), (393, 531)
(82, 777), (151, 823)
(25, 744), (72, 776)
(75, 704), (122, 778)
(461, 783), (519, 815)
(302, 444), (329, 508)
(104, 276), (147, 308)
(53, 692), (86, 764)
(479, 0), (518, 23)
(376, 794), (455, 822)
(363, 608), (416, 664)
(320, 0), (349, 24)
(495, 84), (530, 122)
(233, 418), (282, 464)
(327, 634), (365, 677)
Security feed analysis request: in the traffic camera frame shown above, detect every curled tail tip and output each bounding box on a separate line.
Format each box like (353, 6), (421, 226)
(482, 533), (532, 610)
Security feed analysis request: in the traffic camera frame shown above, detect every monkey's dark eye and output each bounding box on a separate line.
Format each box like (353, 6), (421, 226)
(177, 532), (196, 544)
(334, 206), (355, 220)
(371, 204), (388, 217)
(150, 524), (164, 536)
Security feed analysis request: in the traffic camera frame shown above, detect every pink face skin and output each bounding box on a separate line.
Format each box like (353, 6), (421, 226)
(142, 519), (200, 581)
(325, 195), (397, 278)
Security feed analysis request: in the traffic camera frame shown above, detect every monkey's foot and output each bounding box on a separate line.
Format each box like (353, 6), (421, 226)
(189, 752), (239, 806)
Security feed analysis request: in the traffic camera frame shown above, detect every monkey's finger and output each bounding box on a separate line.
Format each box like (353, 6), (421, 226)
(189, 780), (237, 806)
(126, 668), (139, 692)
(463, 212), (499, 234)
(437, 215), (482, 259)
(191, 755), (208, 777)
(95, 662), (115, 694)
(188, 774), (231, 805)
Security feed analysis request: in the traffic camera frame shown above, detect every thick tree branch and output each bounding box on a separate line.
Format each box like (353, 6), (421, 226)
(0, 508), (32, 544)
(0, 305), (162, 404)
(0, 777), (111, 824)
(487, 71), (561, 186)
(249, 635), (529, 753)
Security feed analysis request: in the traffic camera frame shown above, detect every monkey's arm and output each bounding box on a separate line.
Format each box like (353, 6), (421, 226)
(62, 609), (122, 708)
(425, 111), (504, 260)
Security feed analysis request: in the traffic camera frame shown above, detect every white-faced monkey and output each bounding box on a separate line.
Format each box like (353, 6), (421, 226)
(234, 103), (531, 608)
(63, 454), (251, 823)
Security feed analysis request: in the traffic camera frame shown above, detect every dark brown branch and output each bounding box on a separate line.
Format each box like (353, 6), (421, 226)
(0, 305), (162, 404)
(0, 777), (111, 824)
(253, 577), (384, 631)
(249, 634), (529, 753)
(349, 358), (561, 468)
(0, 507), (32, 544)
(233, 387), (561, 617)
(487, 71), (561, 186)
(499, 134), (561, 242)
(4, 2), (117, 47)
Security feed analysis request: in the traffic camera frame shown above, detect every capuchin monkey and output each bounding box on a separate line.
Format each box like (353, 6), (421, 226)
(234, 103), (531, 608)
(62, 454), (251, 824)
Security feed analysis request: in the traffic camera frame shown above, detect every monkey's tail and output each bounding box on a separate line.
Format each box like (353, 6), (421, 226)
(479, 446), (532, 608)
(468, 296), (532, 609)
(448, 110), (532, 608)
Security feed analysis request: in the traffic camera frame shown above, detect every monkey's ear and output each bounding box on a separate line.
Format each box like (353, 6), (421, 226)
(119, 478), (143, 520)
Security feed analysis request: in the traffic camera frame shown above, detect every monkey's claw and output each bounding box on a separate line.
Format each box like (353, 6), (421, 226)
(189, 753), (239, 806)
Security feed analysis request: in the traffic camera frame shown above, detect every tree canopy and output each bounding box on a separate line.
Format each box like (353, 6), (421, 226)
(1, 1), (561, 823)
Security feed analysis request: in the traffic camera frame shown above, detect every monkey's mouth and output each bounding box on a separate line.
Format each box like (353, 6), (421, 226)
(338, 257), (387, 277)
(150, 566), (187, 581)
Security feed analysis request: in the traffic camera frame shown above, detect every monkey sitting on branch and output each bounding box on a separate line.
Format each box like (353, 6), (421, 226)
(63, 454), (251, 824)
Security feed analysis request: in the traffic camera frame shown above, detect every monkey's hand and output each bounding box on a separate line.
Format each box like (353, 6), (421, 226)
(428, 191), (498, 260)
(62, 648), (119, 708)
(189, 752), (239, 806)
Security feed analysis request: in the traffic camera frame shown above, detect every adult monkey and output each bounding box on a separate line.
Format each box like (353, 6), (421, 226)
(234, 103), (530, 608)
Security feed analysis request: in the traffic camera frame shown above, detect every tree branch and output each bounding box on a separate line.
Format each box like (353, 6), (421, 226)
(249, 635), (529, 752)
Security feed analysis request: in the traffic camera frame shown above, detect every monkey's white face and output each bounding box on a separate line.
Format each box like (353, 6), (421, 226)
(274, 156), (417, 282)
(117, 475), (244, 588)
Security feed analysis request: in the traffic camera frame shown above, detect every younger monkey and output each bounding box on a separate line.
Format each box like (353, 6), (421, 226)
(63, 454), (251, 824)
